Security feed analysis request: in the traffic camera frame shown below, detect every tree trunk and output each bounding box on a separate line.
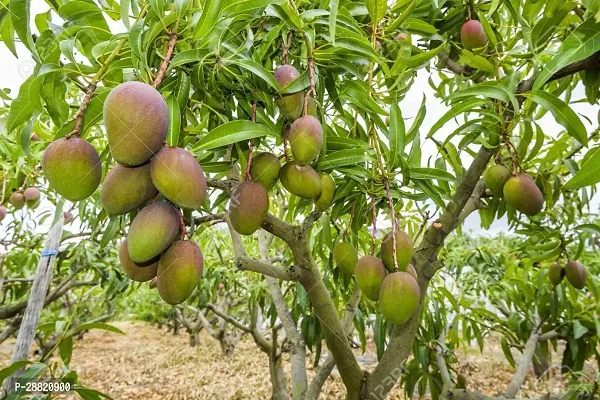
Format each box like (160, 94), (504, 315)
(269, 353), (290, 400)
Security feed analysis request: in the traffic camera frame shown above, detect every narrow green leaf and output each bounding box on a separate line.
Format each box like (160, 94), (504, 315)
(410, 168), (455, 182)
(428, 98), (487, 138)
(530, 91), (587, 146)
(228, 58), (279, 90)
(448, 81), (519, 112)
(10, 0), (35, 51)
(329, 0), (338, 45)
(0, 361), (34, 384)
(366, 0), (386, 25)
(120, 0), (131, 29)
(459, 50), (495, 73)
(318, 149), (375, 170)
(59, 336), (73, 366)
(193, 0), (223, 40)
(563, 145), (600, 190)
(195, 121), (278, 151)
(72, 323), (125, 335)
(169, 49), (211, 69)
(534, 18), (600, 90)
(388, 100), (405, 168)
(166, 95), (181, 147)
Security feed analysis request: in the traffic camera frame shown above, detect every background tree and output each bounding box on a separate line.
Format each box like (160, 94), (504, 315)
(0, 0), (599, 400)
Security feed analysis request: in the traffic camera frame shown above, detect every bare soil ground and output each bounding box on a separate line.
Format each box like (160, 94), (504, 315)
(0, 321), (579, 399)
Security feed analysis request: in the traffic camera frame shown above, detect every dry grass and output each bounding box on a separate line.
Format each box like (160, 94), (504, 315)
(0, 321), (586, 399)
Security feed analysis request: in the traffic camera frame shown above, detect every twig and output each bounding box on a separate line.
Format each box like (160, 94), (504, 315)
(302, 56), (316, 116)
(0, 170), (7, 204)
(383, 178), (398, 272)
(66, 37), (128, 138)
(281, 30), (293, 64)
(244, 101), (257, 181)
(153, 31), (178, 88)
(370, 196), (377, 256)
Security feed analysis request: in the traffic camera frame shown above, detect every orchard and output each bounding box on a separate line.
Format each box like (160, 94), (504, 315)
(0, 0), (599, 399)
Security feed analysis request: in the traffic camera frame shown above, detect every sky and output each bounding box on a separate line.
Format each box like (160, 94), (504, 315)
(1, 0), (599, 236)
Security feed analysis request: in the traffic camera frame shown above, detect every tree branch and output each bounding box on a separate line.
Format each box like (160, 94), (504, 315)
(435, 326), (453, 389)
(458, 179), (487, 223)
(259, 231), (307, 400)
(306, 285), (362, 400)
(504, 325), (541, 398)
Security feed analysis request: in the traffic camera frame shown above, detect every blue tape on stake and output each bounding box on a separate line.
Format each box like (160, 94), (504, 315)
(41, 250), (58, 257)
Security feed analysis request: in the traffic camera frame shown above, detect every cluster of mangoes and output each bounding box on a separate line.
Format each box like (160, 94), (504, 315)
(0, 187), (41, 222)
(228, 64), (334, 235)
(548, 261), (587, 290)
(483, 164), (544, 216)
(333, 231), (420, 325)
(42, 81), (204, 305)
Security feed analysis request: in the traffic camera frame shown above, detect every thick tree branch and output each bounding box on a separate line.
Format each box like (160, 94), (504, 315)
(306, 285), (361, 400)
(205, 303), (251, 333)
(505, 326), (541, 398)
(237, 256), (306, 281)
(259, 231), (307, 400)
(435, 327), (453, 389)
(458, 179), (487, 222)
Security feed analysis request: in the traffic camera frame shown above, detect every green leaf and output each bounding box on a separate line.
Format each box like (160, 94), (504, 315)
(166, 95), (181, 147)
(6, 75), (35, 132)
(385, 0), (416, 33)
(366, 0), (386, 25)
(169, 49), (211, 69)
(329, 0), (338, 45)
(228, 58), (279, 90)
(428, 98), (487, 138)
(534, 18), (600, 90)
(193, 0), (224, 40)
(573, 321), (588, 339)
(459, 50), (495, 73)
(0, 361), (34, 384)
(388, 100), (405, 168)
(194, 121), (278, 151)
(410, 168), (455, 182)
(72, 323), (125, 335)
(58, 1), (102, 21)
(100, 217), (118, 249)
(120, 0), (131, 29)
(318, 149), (375, 170)
(500, 336), (515, 368)
(222, 0), (283, 16)
(529, 91), (587, 146)
(563, 146), (600, 190)
(448, 81), (519, 112)
(10, 0), (35, 52)
(403, 18), (437, 35)
(59, 336), (73, 366)
(1, 13), (18, 57)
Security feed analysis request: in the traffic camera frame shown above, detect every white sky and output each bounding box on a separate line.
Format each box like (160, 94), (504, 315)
(1, 0), (598, 236)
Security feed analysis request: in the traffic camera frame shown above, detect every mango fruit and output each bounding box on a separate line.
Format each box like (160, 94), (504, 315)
(42, 138), (102, 201)
(503, 173), (544, 216)
(461, 20), (488, 50)
(565, 261), (587, 289)
(333, 242), (358, 274)
(119, 239), (158, 282)
(104, 81), (168, 166)
(127, 201), (180, 263)
(157, 240), (204, 305)
(314, 172), (335, 211)
(381, 230), (414, 272)
(354, 255), (387, 301)
(151, 147), (207, 210)
(279, 161), (322, 199)
(250, 152), (281, 191)
(483, 165), (510, 197)
(229, 182), (269, 235)
(101, 163), (157, 216)
(379, 271), (420, 325)
(289, 115), (323, 166)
